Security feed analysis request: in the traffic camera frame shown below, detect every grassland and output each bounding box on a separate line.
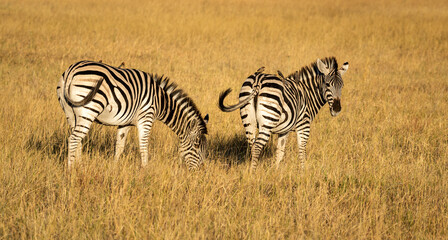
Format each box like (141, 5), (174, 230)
(1, 0), (447, 238)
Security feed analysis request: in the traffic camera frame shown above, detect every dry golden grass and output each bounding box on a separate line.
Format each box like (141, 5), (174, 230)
(1, 0), (447, 238)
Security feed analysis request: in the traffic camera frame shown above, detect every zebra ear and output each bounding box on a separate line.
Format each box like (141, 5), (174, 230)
(316, 58), (330, 75)
(339, 62), (349, 76)
(203, 114), (209, 124)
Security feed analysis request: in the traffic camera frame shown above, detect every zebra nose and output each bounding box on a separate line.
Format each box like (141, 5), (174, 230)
(333, 98), (341, 112)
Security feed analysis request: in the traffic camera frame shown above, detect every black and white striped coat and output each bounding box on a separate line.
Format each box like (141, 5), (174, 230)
(57, 60), (208, 170)
(219, 57), (348, 171)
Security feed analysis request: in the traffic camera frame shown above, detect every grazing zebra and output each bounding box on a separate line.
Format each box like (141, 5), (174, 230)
(218, 57), (349, 171)
(56, 60), (209, 170)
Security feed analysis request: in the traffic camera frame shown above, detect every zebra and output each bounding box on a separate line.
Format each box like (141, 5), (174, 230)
(218, 57), (349, 171)
(56, 60), (209, 170)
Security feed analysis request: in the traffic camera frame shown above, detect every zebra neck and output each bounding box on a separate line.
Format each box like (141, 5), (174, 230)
(298, 70), (327, 120)
(155, 88), (201, 137)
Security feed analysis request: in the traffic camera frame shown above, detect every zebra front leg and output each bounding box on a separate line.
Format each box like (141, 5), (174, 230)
(296, 126), (310, 170)
(137, 116), (154, 167)
(250, 128), (271, 172)
(67, 118), (94, 169)
(114, 125), (131, 161)
(274, 133), (289, 169)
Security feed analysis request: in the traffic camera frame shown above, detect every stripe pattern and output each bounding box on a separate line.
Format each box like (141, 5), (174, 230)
(219, 57), (349, 171)
(57, 60), (208, 170)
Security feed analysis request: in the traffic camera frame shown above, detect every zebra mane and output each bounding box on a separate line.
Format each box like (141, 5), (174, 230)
(153, 74), (208, 134)
(287, 56), (339, 81)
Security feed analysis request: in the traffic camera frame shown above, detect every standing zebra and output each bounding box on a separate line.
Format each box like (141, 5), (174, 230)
(218, 57), (348, 171)
(56, 60), (209, 170)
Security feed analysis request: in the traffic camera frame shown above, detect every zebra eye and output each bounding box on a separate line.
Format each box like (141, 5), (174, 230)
(325, 83), (330, 87)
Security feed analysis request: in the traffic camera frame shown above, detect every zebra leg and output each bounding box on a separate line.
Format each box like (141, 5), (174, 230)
(250, 128), (271, 172)
(274, 132), (289, 169)
(69, 119), (83, 164)
(296, 126), (310, 170)
(67, 117), (95, 169)
(66, 115), (82, 160)
(114, 125), (132, 161)
(240, 99), (257, 149)
(75, 143), (82, 160)
(58, 81), (81, 164)
(136, 116), (155, 167)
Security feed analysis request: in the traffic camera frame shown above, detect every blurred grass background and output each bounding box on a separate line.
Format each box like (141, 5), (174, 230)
(0, 0), (447, 238)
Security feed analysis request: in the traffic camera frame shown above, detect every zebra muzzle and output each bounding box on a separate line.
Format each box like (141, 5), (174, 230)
(333, 99), (341, 113)
(330, 99), (341, 117)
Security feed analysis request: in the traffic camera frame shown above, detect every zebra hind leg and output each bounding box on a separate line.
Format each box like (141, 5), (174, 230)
(67, 117), (95, 169)
(240, 99), (257, 151)
(58, 84), (83, 169)
(75, 143), (82, 161)
(114, 125), (132, 161)
(250, 128), (272, 172)
(274, 132), (289, 169)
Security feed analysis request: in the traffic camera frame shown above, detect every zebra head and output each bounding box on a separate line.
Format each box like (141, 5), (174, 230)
(316, 58), (349, 117)
(179, 114), (209, 170)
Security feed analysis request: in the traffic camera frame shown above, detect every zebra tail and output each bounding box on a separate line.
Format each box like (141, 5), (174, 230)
(218, 88), (257, 112)
(64, 77), (104, 107)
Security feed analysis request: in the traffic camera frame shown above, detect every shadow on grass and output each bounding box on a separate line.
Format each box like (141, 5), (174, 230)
(25, 125), (276, 168)
(207, 133), (274, 167)
(24, 125), (118, 164)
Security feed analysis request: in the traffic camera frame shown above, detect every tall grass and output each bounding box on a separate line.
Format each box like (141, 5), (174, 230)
(1, 0), (447, 238)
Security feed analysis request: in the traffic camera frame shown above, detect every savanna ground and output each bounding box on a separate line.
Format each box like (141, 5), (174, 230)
(1, 0), (447, 238)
